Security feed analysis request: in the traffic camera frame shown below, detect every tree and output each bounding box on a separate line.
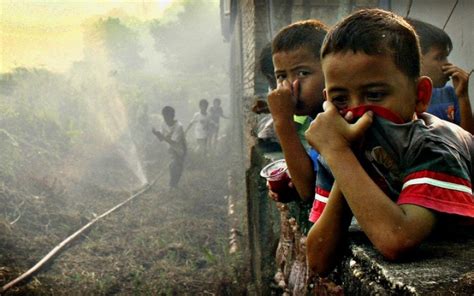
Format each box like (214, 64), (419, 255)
(83, 17), (145, 72)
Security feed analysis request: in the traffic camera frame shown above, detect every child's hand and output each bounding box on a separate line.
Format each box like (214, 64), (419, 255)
(267, 182), (282, 202)
(267, 80), (298, 124)
(305, 101), (373, 156)
(152, 128), (164, 140)
(442, 63), (469, 99)
(267, 180), (296, 203)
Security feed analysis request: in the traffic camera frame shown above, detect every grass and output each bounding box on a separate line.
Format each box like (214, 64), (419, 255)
(0, 145), (248, 295)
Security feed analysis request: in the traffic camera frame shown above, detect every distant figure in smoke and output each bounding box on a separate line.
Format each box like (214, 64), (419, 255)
(208, 98), (228, 149)
(186, 99), (211, 156)
(152, 106), (187, 189)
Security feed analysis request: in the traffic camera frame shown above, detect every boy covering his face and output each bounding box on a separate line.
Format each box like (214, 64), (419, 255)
(267, 20), (328, 207)
(304, 8), (473, 276)
(406, 18), (474, 133)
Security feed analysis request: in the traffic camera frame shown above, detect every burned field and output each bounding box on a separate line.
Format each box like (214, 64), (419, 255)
(0, 149), (248, 295)
(0, 1), (236, 294)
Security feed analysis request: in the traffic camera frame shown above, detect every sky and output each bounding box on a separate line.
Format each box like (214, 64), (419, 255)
(0, 0), (174, 73)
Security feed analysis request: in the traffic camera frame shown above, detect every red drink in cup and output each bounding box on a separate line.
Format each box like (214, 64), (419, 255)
(260, 159), (294, 203)
(268, 167), (291, 192)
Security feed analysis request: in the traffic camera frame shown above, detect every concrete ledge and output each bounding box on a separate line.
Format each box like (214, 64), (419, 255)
(338, 226), (474, 295)
(251, 143), (473, 295)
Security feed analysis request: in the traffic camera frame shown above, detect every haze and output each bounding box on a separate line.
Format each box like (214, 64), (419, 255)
(0, 0), (175, 73)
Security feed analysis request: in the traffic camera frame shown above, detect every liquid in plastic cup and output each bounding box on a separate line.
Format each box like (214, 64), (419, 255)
(260, 159), (294, 202)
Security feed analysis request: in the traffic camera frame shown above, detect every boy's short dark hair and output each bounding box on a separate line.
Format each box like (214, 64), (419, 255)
(213, 98), (221, 104)
(321, 9), (421, 80)
(199, 99), (209, 108)
(162, 106), (175, 117)
(258, 42), (276, 89)
(272, 19), (328, 59)
(405, 18), (453, 55)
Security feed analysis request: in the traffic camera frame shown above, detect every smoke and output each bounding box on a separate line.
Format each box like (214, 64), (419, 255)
(0, 0), (230, 191)
(0, 3), (244, 293)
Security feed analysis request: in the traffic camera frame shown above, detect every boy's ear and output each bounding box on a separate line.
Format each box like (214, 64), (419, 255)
(415, 76), (432, 114)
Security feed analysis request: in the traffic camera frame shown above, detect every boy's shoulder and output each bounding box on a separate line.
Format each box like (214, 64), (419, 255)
(419, 113), (473, 168)
(428, 86), (460, 124)
(430, 85), (457, 103)
(372, 112), (470, 146)
(365, 114), (473, 219)
(419, 113), (470, 142)
(361, 113), (471, 173)
(174, 120), (184, 129)
(368, 114), (472, 180)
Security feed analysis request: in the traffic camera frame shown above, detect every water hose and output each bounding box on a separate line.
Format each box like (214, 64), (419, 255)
(1, 179), (157, 294)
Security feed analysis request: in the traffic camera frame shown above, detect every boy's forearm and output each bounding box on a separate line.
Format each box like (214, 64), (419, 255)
(274, 119), (315, 201)
(322, 148), (435, 259)
(153, 131), (164, 141)
(185, 125), (192, 134)
(307, 183), (351, 276)
(324, 149), (403, 230)
(162, 135), (175, 146)
(458, 95), (474, 133)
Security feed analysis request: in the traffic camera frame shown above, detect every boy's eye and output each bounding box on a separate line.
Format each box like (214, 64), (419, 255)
(330, 96), (348, 109)
(275, 74), (286, 81)
(366, 91), (386, 101)
(297, 70), (310, 77)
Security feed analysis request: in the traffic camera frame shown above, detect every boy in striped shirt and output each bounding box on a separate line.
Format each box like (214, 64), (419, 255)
(304, 8), (473, 276)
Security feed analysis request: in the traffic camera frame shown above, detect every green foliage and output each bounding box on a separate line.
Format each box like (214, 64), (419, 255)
(203, 247), (217, 264)
(0, 68), (83, 182)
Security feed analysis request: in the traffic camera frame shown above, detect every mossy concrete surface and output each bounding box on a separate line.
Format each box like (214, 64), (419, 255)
(337, 225), (474, 295)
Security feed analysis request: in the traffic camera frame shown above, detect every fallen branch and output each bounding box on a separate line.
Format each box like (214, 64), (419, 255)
(1, 179), (157, 293)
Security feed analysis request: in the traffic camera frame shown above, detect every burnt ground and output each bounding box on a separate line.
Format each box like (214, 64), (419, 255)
(0, 143), (249, 295)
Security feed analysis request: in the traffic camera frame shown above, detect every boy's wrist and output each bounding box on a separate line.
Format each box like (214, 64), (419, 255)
(457, 94), (470, 102)
(273, 116), (296, 130)
(322, 147), (354, 167)
(274, 120), (300, 144)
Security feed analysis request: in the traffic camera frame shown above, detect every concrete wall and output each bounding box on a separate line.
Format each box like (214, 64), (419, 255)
(222, 0), (474, 293)
(226, 1), (383, 293)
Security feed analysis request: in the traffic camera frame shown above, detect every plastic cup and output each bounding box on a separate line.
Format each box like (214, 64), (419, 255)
(260, 159), (294, 202)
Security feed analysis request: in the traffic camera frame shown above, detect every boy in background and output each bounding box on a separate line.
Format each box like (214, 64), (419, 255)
(406, 18), (473, 133)
(208, 97), (228, 148)
(304, 8), (473, 276)
(254, 41), (314, 153)
(266, 20), (328, 207)
(253, 43), (278, 143)
(152, 106), (187, 189)
(186, 99), (211, 156)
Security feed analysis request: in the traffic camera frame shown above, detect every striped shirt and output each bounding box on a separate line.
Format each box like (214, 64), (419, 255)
(309, 111), (473, 223)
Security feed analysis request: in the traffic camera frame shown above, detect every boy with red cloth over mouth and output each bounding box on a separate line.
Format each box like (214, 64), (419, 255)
(303, 8), (473, 276)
